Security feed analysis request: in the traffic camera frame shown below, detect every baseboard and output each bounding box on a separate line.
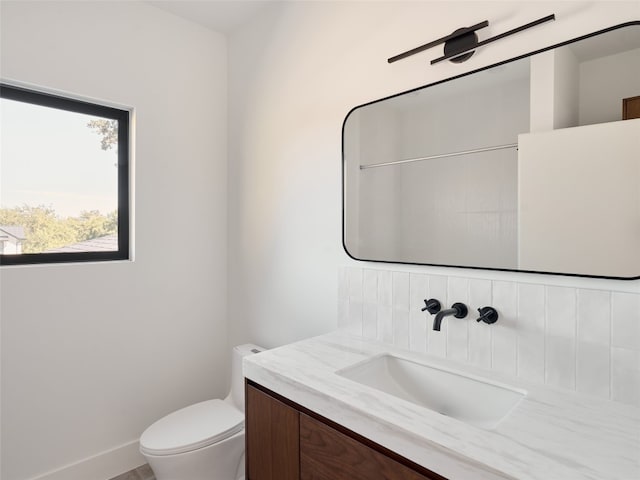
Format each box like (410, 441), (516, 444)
(27, 440), (145, 480)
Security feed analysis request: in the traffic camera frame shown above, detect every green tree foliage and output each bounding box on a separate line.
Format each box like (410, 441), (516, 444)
(87, 118), (118, 151)
(0, 205), (117, 253)
(66, 210), (117, 241)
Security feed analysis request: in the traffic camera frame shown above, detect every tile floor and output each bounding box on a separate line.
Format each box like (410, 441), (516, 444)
(109, 464), (155, 480)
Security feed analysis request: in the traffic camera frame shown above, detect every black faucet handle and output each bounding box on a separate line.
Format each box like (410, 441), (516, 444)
(477, 306), (499, 324)
(422, 298), (441, 314)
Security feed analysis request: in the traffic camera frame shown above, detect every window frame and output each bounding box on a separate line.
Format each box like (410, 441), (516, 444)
(0, 83), (130, 266)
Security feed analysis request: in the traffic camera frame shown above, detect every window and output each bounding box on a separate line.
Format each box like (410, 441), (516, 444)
(0, 84), (130, 265)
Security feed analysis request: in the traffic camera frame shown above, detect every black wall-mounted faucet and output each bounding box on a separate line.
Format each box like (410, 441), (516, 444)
(477, 306), (499, 324)
(433, 302), (468, 331)
(421, 298), (441, 314)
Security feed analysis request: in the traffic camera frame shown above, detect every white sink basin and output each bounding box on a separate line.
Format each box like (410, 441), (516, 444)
(337, 354), (526, 429)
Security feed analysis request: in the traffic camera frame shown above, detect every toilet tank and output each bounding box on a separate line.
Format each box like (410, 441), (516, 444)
(230, 344), (264, 411)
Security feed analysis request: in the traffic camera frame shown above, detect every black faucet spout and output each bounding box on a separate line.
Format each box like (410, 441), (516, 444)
(432, 302), (468, 331)
(433, 308), (456, 331)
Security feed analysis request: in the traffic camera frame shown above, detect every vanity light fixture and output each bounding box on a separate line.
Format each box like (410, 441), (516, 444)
(388, 14), (555, 65)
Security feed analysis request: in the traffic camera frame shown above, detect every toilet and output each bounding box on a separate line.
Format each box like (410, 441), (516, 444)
(139, 344), (264, 480)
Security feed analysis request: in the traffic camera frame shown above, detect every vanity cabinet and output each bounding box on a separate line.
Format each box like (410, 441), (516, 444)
(246, 383), (299, 480)
(245, 381), (446, 480)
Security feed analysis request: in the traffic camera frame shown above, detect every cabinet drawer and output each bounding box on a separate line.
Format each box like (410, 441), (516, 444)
(300, 413), (442, 480)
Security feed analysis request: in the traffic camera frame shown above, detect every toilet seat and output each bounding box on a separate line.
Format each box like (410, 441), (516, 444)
(139, 399), (244, 456)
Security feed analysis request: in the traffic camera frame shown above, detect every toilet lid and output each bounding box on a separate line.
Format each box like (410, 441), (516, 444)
(139, 399), (244, 456)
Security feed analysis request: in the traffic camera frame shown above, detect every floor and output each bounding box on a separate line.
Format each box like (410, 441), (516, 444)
(109, 464), (155, 480)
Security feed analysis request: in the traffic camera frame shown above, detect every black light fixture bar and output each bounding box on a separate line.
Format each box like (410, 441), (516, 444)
(388, 20), (489, 63)
(388, 14), (555, 66)
(430, 14), (556, 64)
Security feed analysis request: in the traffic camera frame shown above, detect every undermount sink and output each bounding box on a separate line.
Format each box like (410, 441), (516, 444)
(337, 354), (526, 429)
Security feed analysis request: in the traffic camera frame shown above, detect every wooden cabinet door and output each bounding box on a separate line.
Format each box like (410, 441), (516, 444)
(246, 384), (300, 480)
(300, 413), (445, 480)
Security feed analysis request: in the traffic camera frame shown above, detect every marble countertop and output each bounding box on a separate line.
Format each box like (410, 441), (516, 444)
(243, 331), (640, 480)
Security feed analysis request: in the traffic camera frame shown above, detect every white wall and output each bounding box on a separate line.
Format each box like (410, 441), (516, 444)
(529, 50), (556, 131)
(0, 2), (228, 480)
(518, 120), (640, 277)
(529, 45), (580, 131)
(553, 44), (580, 128)
(227, 0), (640, 354)
(579, 47), (640, 125)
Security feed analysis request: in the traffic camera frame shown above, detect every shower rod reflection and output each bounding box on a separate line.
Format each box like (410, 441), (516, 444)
(359, 143), (517, 170)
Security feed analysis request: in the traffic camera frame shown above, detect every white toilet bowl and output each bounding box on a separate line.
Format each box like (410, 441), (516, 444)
(139, 344), (264, 480)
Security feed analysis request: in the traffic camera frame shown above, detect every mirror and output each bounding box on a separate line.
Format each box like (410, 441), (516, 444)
(343, 22), (640, 279)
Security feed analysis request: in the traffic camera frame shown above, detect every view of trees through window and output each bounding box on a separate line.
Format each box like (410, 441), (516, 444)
(1, 95), (121, 256)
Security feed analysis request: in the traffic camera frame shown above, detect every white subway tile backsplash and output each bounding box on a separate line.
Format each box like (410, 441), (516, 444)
(347, 300), (363, 336)
(447, 277), (470, 362)
(492, 281), (517, 319)
(393, 309), (410, 349)
(377, 270), (393, 306)
(409, 274), (429, 353)
(576, 342), (610, 399)
(448, 276), (469, 303)
(338, 268), (348, 301)
(517, 283), (546, 383)
(518, 330), (546, 384)
(392, 272), (410, 311)
(409, 309), (428, 353)
(363, 269), (378, 303)
(469, 279), (493, 368)
(545, 336), (576, 390)
(428, 325), (447, 358)
(469, 279), (492, 311)
(377, 304), (393, 344)
(612, 347), (640, 407)
(492, 281), (517, 376)
(611, 292), (640, 350)
(577, 289), (611, 345)
(362, 302), (378, 340)
(392, 273), (411, 349)
(447, 322), (469, 362)
(347, 267), (363, 301)
(426, 275), (448, 355)
(409, 274), (428, 310)
(338, 300), (348, 329)
(517, 283), (545, 334)
(338, 266), (640, 407)
(546, 286), (576, 338)
(428, 275), (448, 304)
(469, 321), (492, 369)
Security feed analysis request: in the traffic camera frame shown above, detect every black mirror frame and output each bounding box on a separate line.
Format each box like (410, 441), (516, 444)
(342, 21), (640, 280)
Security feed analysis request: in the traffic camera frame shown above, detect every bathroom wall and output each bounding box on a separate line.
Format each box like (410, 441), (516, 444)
(0, 2), (228, 480)
(579, 47), (640, 125)
(337, 265), (639, 406)
(227, 0), (639, 392)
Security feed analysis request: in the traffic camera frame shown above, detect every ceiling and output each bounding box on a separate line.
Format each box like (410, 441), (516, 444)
(147, 0), (281, 34)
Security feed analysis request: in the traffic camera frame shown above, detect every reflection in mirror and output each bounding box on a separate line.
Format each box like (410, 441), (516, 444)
(343, 23), (640, 279)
